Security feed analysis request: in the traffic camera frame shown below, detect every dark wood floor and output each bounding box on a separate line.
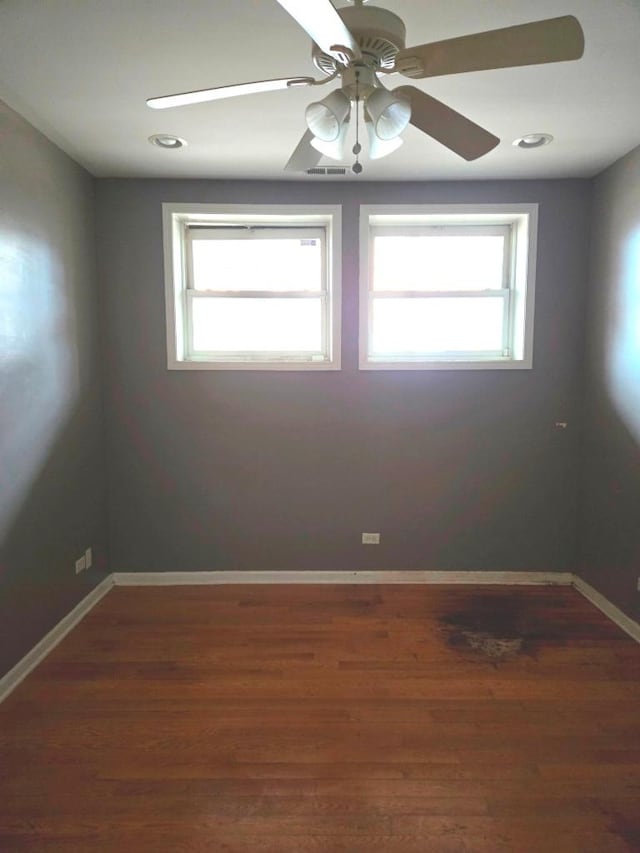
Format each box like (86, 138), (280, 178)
(0, 584), (639, 852)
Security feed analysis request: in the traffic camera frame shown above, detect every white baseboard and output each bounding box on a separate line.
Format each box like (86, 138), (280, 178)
(573, 575), (640, 644)
(0, 575), (114, 705)
(111, 570), (574, 586)
(2, 570), (637, 706)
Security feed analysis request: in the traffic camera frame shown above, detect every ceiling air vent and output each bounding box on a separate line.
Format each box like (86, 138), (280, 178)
(306, 166), (349, 176)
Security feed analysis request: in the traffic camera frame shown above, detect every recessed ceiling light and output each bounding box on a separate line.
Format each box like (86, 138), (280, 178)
(513, 133), (553, 149)
(148, 134), (187, 149)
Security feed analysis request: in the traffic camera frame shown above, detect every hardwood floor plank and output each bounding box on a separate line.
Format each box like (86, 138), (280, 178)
(1, 584), (639, 851)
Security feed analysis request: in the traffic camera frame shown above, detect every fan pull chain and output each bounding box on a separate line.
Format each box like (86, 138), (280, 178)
(352, 69), (363, 175)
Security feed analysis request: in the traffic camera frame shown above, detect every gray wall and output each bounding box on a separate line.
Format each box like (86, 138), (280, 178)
(579, 143), (640, 622)
(0, 100), (107, 677)
(1, 100), (637, 679)
(97, 178), (591, 574)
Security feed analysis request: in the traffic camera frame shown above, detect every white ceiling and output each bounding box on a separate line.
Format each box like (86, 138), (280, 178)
(1, 0), (639, 182)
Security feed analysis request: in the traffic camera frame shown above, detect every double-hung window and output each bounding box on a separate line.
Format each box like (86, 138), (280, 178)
(164, 204), (341, 370)
(360, 205), (537, 370)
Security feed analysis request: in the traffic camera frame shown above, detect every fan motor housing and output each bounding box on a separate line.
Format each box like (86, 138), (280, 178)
(312, 5), (406, 74)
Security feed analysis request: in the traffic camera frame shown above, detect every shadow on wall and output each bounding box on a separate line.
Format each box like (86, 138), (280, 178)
(580, 210), (640, 622)
(0, 393), (107, 677)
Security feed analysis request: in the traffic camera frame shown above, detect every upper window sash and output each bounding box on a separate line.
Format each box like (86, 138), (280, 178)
(185, 226), (327, 296)
(369, 223), (512, 295)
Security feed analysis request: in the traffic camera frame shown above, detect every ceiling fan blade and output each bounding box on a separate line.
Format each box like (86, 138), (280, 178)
(397, 86), (499, 161)
(275, 0), (359, 59)
(395, 15), (584, 79)
(284, 130), (323, 172)
(147, 76), (314, 110)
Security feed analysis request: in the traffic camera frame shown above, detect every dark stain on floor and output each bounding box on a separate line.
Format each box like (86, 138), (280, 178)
(608, 816), (640, 852)
(439, 593), (564, 663)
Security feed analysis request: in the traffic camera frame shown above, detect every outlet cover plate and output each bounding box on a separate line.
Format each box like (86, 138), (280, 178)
(362, 532), (380, 545)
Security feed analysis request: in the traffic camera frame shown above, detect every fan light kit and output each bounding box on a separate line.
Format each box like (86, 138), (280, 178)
(146, 0), (584, 174)
(513, 133), (554, 149)
(149, 134), (187, 149)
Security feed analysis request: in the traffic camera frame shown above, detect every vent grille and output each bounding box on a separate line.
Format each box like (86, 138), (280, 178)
(358, 36), (398, 69)
(307, 166), (349, 176)
(314, 35), (399, 75)
(315, 54), (338, 76)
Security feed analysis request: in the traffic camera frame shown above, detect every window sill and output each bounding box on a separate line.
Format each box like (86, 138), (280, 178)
(359, 357), (532, 371)
(168, 358), (341, 372)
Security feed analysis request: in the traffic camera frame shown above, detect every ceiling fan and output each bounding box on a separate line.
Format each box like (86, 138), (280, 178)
(147, 0), (584, 173)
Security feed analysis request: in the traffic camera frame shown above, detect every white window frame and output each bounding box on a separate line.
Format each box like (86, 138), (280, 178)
(163, 203), (341, 370)
(359, 204), (538, 371)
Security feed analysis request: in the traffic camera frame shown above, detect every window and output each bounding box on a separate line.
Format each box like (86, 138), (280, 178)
(359, 205), (537, 370)
(163, 204), (341, 370)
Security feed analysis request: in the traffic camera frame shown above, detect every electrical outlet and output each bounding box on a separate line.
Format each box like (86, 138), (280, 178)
(75, 555), (86, 575)
(85, 547), (93, 569)
(362, 532), (380, 545)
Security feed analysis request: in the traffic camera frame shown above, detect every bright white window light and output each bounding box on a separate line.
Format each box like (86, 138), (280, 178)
(372, 296), (505, 354)
(192, 298), (322, 352)
(162, 204), (342, 371)
(359, 205), (538, 371)
(188, 230), (325, 356)
(191, 236), (322, 293)
(372, 234), (506, 292)
(370, 231), (507, 356)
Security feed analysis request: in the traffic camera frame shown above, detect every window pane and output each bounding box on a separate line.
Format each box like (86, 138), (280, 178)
(371, 297), (505, 355)
(191, 236), (323, 292)
(373, 234), (505, 291)
(191, 297), (323, 353)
